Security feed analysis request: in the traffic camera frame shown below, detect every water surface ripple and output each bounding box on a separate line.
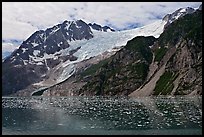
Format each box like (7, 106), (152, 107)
(2, 96), (202, 135)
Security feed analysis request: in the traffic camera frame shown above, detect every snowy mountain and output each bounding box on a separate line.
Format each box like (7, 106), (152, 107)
(2, 5), (199, 96)
(6, 20), (93, 63)
(162, 6), (196, 28)
(45, 6), (202, 96)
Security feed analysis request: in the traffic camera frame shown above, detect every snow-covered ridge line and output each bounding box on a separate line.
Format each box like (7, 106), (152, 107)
(32, 20), (166, 62)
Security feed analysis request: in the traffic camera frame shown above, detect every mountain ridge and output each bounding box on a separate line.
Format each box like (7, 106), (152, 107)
(42, 6), (202, 97)
(2, 5), (202, 96)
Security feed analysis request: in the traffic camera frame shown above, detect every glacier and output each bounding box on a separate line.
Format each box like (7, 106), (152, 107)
(33, 20), (167, 85)
(55, 20), (166, 83)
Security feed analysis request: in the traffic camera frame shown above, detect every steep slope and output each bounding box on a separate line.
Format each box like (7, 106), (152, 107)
(78, 36), (156, 96)
(162, 6), (195, 28)
(158, 9), (202, 95)
(44, 6), (202, 97)
(130, 8), (202, 96)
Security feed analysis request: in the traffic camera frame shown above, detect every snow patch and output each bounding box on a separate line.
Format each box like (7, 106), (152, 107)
(106, 29), (112, 32)
(33, 50), (40, 56)
(174, 13), (182, 20)
(180, 8), (186, 12)
(41, 74), (46, 77)
(57, 42), (63, 47)
(44, 59), (50, 70)
(64, 22), (72, 30)
(39, 33), (44, 38)
(76, 25), (82, 29)
(50, 27), (60, 35)
(57, 64), (76, 83)
(43, 53), (55, 59)
(39, 33), (47, 42)
(53, 56), (58, 60)
(66, 32), (69, 36)
(13, 64), (22, 67)
(22, 48), (27, 53)
(31, 42), (39, 47)
(32, 81), (45, 86)
(22, 59), (28, 65)
(36, 62), (44, 65)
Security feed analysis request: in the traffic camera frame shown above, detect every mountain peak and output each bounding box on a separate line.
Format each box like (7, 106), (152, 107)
(162, 6), (195, 28)
(88, 22), (115, 32)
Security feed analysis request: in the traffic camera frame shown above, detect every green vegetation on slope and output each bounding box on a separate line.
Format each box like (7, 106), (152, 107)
(154, 47), (168, 62)
(153, 71), (179, 95)
(154, 10), (202, 63)
(79, 36), (156, 96)
(125, 36), (155, 64)
(152, 10), (202, 95)
(158, 10), (202, 46)
(81, 58), (110, 77)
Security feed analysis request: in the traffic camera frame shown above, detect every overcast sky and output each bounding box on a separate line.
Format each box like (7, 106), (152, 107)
(2, 2), (201, 40)
(2, 2), (201, 57)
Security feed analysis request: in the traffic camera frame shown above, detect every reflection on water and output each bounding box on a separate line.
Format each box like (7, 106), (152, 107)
(2, 96), (202, 135)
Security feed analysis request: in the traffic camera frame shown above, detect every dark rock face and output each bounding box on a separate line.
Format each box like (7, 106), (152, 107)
(14, 20), (92, 59)
(2, 62), (46, 95)
(88, 23), (115, 32)
(61, 20), (94, 41)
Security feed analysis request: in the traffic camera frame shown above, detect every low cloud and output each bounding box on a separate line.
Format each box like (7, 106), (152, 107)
(2, 43), (19, 53)
(2, 42), (20, 58)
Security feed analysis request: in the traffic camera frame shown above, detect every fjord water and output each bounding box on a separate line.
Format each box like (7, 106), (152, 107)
(2, 96), (202, 135)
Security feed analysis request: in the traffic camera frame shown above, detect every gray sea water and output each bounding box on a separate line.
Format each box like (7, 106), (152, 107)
(2, 96), (202, 135)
